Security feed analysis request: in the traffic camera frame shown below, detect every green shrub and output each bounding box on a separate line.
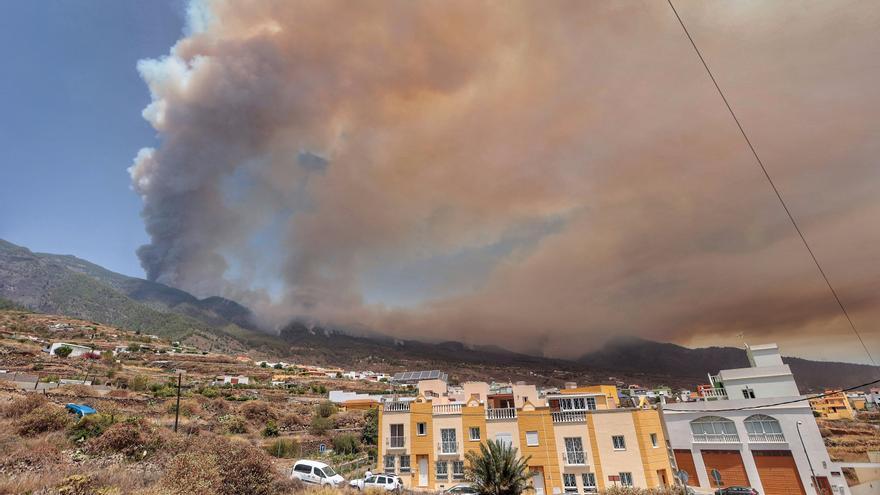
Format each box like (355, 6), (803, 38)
(15, 406), (70, 436)
(152, 385), (177, 398)
(262, 420), (279, 437)
(68, 413), (116, 441)
(332, 433), (361, 455)
(54, 345), (73, 358)
(219, 414), (248, 434)
(309, 416), (333, 435)
(130, 375), (149, 392)
(200, 387), (219, 398)
(315, 401), (336, 418)
(265, 438), (300, 458)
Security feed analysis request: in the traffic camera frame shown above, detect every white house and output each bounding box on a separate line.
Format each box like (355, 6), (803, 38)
(214, 375), (250, 386)
(48, 342), (94, 358)
(662, 343), (850, 495)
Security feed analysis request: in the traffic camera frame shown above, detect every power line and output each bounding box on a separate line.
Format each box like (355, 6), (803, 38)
(666, 0), (877, 368)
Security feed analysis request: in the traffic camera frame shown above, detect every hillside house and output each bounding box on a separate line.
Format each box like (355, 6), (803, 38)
(214, 375), (250, 386)
(47, 342), (94, 358)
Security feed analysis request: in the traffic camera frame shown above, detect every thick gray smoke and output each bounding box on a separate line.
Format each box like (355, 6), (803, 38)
(130, 0), (880, 361)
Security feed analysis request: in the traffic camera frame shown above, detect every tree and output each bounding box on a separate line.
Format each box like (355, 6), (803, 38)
(361, 407), (378, 446)
(54, 345), (73, 358)
(332, 433), (361, 454)
(465, 439), (533, 495)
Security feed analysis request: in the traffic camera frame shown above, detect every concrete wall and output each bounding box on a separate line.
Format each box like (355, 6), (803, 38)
(592, 411), (648, 488)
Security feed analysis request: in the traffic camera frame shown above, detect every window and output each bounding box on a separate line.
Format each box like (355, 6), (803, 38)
(315, 468), (327, 478)
(294, 464), (312, 474)
(650, 433), (658, 448)
(744, 414), (784, 442)
(563, 473), (578, 493)
(563, 437), (585, 464)
(619, 472), (633, 487)
(742, 388), (756, 399)
(526, 431), (539, 446)
(582, 473), (597, 493)
(496, 432), (513, 447)
(376, 476), (387, 484)
(560, 397), (597, 411)
(690, 416), (739, 443)
(400, 455), (411, 472)
(384, 455), (395, 472)
(390, 424), (404, 448)
(453, 461), (465, 479)
(441, 428), (457, 453)
(436, 461), (448, 478)
(417, 422), (427, 436)
(469, 426), (481, 441)
(612, 435), (626, 450)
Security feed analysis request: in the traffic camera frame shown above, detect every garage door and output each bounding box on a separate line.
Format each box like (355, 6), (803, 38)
(673, 450), (699, 486)
(753, 450), (806, 495)
(701, 450), (750, 488)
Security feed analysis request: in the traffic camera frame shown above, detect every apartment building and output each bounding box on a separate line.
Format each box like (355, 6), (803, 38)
(810, 391), (855, 420)
(662, 343), (850, 495)
(378, 381), (673, 494)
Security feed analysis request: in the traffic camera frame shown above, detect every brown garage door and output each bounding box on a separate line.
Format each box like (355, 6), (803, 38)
(753, 450), (806, 495)
(701, 450), (750, 488)
(673, 450), (699, 486)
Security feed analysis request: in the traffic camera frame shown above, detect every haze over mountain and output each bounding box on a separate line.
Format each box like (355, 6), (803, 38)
(1, 238), (875, 392)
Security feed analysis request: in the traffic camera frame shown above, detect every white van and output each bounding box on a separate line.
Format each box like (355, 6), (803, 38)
(289, 459), (345, 486)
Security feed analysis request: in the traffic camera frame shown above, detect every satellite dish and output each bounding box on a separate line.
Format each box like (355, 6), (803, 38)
(710, 469), (723, 485)
(676, 470), (689, 484)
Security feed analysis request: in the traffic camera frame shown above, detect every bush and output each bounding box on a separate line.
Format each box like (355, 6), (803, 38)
(200, 387), (219, 398)
(161, 451), (222, 495)
(130, 375), (149, 392)
(332, 433), (361, 454)
(362, 407), (378, 445)
(265, 437), (300, 458)
(202, 398), (229, 416)
(278, 412), (303, 430)
(262, 420), (279, 437)
(315, 401), (337, 418)
(2, 394), (47, 418)
(54, 345), (73, 358)
(309, 416), (333, 435)
(241, 401), (275, 423)
(68, 413), (116, 441)
(90, 418), (162, 459)
(15, 406), (71, 436)
(169, 400), (200, 418)
(152, 385), (177, 398)
(219, 414), (248, 434)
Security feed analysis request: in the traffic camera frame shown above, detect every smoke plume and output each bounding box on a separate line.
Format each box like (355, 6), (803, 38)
(130, 0), (880, 361)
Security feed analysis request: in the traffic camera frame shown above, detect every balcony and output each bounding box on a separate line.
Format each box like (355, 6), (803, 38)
(562, 451), (586, 465)
(748, 432), (786, 443)
(486, 408), (517, 420)
(552, 411), (586, 423)
(433, 403), (463, 415)
(692, 433), (740, 443)
(699, 388), (728, 400)
(438, 441), (459, 455)
(384, 402), (410, 412)
(386, 436), (406, 449)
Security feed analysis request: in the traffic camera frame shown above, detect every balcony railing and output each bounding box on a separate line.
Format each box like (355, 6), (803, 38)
(748, 432), (786, 443)
(384, 402), (410, 412)
(486, 408), (517, 420)
(693, 433), (740, 443)
(562, 451), (586, 465)
(438, 441), (459, 454)
(433, 403), (463, 414)
(552, 411), (586, 423)
(386, 436), (405, 449)
(699, 388), (728, 400)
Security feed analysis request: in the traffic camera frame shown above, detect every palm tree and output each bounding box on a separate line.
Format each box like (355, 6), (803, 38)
(465, 439), (533, 495)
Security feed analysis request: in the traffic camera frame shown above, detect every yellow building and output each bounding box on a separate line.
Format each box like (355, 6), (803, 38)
(810, 390), (855, 420)
(378, 381), (673, 493)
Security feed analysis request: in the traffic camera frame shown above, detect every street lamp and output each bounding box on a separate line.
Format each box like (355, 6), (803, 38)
(796, 420), (819, 495)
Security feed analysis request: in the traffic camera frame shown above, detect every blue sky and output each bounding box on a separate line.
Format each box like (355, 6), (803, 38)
(0, 1), (184, 277)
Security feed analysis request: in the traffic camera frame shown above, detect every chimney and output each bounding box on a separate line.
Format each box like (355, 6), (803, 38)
(564, 382), (577, 389)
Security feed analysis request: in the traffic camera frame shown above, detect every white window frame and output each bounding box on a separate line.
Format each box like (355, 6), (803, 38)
(399, 455), (411, 472)
(436, 460), (448, 478)
(582, 473), (597, 493)
(452, 460), (465, 479)
(526, 431), (539, 446)
(469, 426), (481, 441)
(619, 472), (633, 487)
(384, 455), (395, 472)
(417, 422), (427, 436)
(563, 473), (578, 493)
(612, 435), (626, 450)
(650, 433), (658, 448)
(440, 428), (458, 454)
(742, 388), (756, 399)
(496, 432), (513, 447)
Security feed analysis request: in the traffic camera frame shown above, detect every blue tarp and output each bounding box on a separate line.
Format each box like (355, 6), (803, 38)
(65, 403), (97, 417)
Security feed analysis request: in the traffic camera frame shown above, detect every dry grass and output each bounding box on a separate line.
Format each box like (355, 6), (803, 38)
(1, 393), (46, 418)
(14, 403), (71, 436)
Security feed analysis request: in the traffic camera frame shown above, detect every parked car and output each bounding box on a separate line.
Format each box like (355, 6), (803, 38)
(289, 460), (345, 486)
(444, 483), (479, 493)
(349, 474), (403, 491)
(715, 487), (759, 495)
(65, 403), (97, 417)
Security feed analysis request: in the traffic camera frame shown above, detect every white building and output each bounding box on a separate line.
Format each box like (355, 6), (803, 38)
(48, 342), (94, 358)
(662, 343), (850, 495)
(214, 375), (250, 386)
